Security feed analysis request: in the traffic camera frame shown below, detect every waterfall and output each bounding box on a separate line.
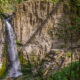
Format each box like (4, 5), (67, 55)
(5, 18), (22, 78)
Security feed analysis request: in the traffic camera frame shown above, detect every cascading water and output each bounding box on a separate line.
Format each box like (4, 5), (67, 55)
(5, 18), (22, 78)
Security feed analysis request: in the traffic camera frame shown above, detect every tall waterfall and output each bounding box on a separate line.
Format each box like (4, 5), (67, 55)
(5, 18), (22, 78)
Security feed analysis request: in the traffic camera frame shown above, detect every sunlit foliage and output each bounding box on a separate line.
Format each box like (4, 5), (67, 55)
(0, 0), (28, 14)
(0, 0), (59, 15)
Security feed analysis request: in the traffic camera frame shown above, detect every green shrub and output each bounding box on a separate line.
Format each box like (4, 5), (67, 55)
(53, 61), (79, 80)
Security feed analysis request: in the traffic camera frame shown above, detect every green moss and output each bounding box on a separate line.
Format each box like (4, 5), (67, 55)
(16, 40), (23, 46)
(67, 51), (73, 57)
(0, 59), (8, 78)
(44, 0), (59, 3)
(19, 54), (27, 65)
(0, 41), (8, 78)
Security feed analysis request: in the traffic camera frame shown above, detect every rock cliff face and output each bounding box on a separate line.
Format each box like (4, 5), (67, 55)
(14, 1), (64, 44)
(13, 1), (65, 62)
(0, 19), (3, 69)
(0, 1), (70, 64)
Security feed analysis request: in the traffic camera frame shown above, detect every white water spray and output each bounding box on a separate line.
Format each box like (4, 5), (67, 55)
(5, 18), (22, 78)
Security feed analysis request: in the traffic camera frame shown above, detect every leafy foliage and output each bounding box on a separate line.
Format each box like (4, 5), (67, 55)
(0, 0), (14, 14)
(53, 61), (79, 80)
(0, 0), (59, 16)
(0, 0), (28, 15)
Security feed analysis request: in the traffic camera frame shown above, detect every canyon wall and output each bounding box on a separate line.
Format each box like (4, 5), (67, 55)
(0, 1), (70, 64)
(13, 1), (70, 63)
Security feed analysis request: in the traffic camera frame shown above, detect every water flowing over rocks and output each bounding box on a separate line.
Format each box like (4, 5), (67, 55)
(0, 1), (80, 80)
(5, 18), (22, 78)
(0, 1), (71, 65)
(0, 0), (74, 71)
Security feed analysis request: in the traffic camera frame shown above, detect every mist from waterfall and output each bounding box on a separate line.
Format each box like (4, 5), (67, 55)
(5, 18), (22, 78)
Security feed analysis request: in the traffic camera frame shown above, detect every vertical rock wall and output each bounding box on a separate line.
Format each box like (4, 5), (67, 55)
(0, 19), (3, 69)
(0, 1), (70, 64)
(14, 1), (64, 45)
(13, 1), (68, 63)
